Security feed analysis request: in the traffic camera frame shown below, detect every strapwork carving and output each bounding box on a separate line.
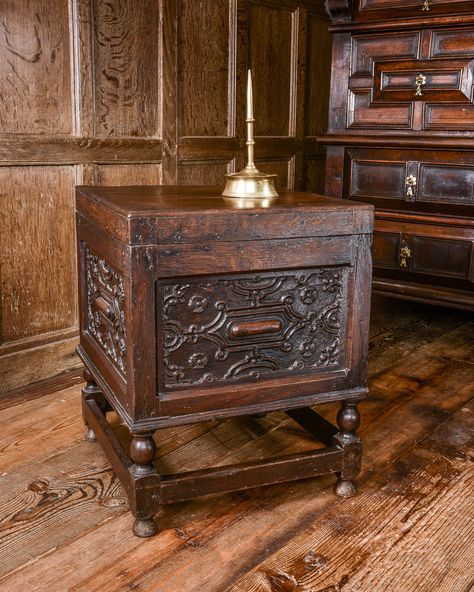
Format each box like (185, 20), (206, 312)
(86, 248), (127, 376)
(161, 268), (349, 388)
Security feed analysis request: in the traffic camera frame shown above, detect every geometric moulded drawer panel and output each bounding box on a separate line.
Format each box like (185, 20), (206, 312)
(346, 148), (474, 208)
(373, 231), (401, 270)
(373, 228), (473, 281)
(412, 236), (472, 278)
(350, 160), (407, 199)
(419, 164), (474, 205)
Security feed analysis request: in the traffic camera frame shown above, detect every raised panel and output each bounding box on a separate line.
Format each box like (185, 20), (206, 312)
(305, 158), (326, 195)
(351, 161), (406, 199)
(255, 159), (292, 189)
(178, 161), (232, 186)
(250, 2), (295, 137)
(178, 0), (232, 137)
(412, 237), (472, 279)
(431, 28), (474, 58)
(373, 232), (400, 270)
(351, 33), (419, 76)
(345, 149), (474, 210)
(419, 164), (474, 205)
(424, 104), (474, 130)
(92, 0), (160, 137)
(357, 0), (474, 20)
(94, 163), (162, 185)
(373, 58), (474, 103)
(0, 1), (72, 134)
(0, 166), (77, 343)
(360, 0), (470, 7)
(348, 91), (413, 129)
(305, 13), (332, 136)
(360, 0), (420, 7)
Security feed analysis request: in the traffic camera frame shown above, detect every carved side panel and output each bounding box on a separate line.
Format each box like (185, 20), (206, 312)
(159, 267), (349, 390)
(86, 248), (126, 376)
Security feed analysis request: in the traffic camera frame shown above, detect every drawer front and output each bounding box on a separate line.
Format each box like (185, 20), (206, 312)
(373, 229), (473, 281)
(158, 267), (351, 393)
(345, 148), (474, 210)
(356, 0), (474, 21)
(348, 28), (474, 131)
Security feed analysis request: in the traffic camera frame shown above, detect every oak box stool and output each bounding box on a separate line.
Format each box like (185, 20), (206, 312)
(76, 186), (374, 537)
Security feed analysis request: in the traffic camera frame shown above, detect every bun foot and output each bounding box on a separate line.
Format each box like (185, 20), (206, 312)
(85, 426), (97, 442)
(334, 477), (356, 498)
(133, 518), (157, 538)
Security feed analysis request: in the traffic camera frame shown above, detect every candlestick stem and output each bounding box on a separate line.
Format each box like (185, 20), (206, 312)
(246, 69), (255, 169)
(221, 67), (278, 204)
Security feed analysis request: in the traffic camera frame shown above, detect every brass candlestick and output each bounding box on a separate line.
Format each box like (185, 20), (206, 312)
(222, 70), (278, 207)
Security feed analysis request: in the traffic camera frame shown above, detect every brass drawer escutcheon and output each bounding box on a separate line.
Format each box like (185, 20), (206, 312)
(399, 245), (412, 268)
(405, 174), (417, 197)
(415, 73), (427, 96)
(422, 0), (431, 10)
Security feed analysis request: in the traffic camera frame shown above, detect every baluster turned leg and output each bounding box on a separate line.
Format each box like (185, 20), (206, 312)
(130, 433), (158, 537)
(82, 368), (102, 442)
(333, 401), (362, 498)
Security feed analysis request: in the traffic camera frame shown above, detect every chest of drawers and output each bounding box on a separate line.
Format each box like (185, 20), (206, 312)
(76, 185), (373, 537)
(323, 0), (474, 310)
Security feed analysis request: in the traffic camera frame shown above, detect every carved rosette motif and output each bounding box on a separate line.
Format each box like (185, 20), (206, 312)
(161, 268), (348, 388)
(86, 248), (127, 376)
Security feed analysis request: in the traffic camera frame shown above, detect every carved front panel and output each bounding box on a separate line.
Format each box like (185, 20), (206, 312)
(159, 267), (349, 390)
(85, 248), (126, 376)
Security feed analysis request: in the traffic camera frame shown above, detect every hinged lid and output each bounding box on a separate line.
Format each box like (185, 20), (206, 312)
(76, 185), (373, 246)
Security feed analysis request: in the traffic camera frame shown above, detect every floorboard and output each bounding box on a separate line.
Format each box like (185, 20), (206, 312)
(0, 296), (472, 592)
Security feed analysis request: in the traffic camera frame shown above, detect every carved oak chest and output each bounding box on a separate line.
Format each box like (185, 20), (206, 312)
(76, 185), (373, 537)
(324, 0), (474, 310)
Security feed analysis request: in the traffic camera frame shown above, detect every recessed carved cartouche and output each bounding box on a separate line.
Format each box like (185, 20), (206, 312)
(161, 268), (348, 388)
(86, 248), (127, 375)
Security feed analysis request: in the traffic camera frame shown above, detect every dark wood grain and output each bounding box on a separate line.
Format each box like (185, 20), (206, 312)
(323, 4), (474, 310)
(0, 296), (473, 589)
(0, 166), (77, 342)
(91, 0), (160, 137)
(75, 185), (373, 535)
(0, 1), (332, 396)
(0, 0), (72, 134)
(160, 447), (344, 504)
(178, 0), (231, 137)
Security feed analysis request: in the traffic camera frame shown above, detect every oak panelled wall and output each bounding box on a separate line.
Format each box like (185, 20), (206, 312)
(0, 0), (330, 394)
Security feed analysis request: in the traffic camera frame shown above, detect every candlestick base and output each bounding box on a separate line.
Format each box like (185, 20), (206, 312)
(222, 165), (278, 208)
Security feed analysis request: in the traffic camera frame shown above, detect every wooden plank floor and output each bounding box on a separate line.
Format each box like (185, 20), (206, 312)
(0, 296), (473, 592)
